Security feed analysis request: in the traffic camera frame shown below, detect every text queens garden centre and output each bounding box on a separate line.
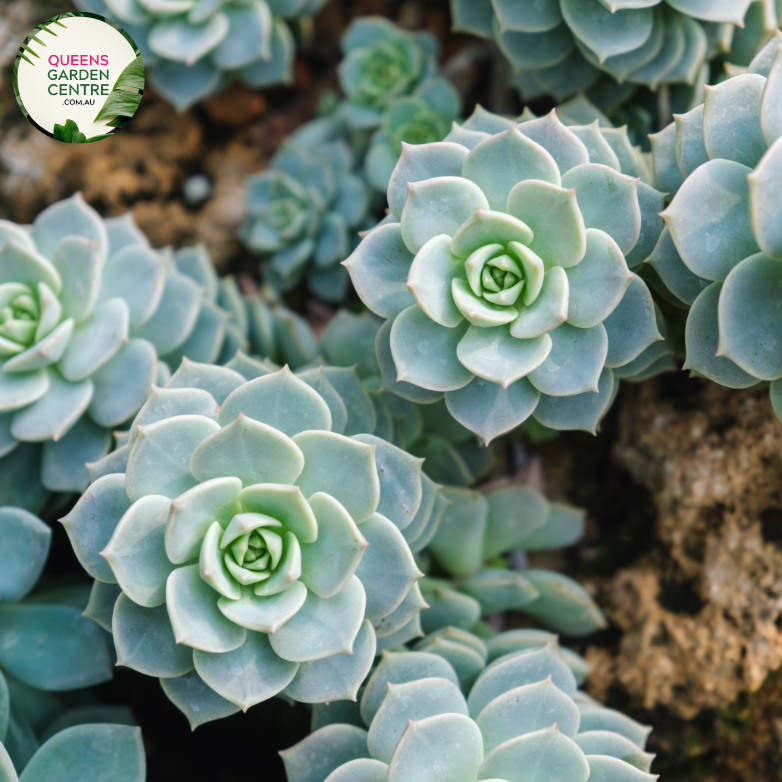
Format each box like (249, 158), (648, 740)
(47, 54), (112, 99)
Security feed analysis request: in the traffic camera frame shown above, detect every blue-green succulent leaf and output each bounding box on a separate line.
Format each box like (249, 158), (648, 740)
(0, 508), (51, 604)
(160, 669), (240, 730)
(0, 604), (112, 690)
(284, 619), (376, 704)
(301, 492), (367, 599)
(479, 724), (589, 782)
(17, 724), (144, 782)
(126, 415), (220, 502)
(561, 0), (654, 62)
(522, 569), (608, 636)
(528, 322), (608, 396)
(584, 754), (657, 782)
(429, 486), (488, 576)
(467, 643), (577, 717)
(32, 193), (107, 265)
(166, 564), (247, 653)
(477, 677), (581, 752)
(683, 282), (760, 388)
(368, 677), (468, 763)
(749, 136), (782, 259)
(703, 73), (767, 168)
(561, 164), (641, 256)
(61, 473), (130, 583)
(270, 576), (366, 662)
(190, 414), (304, 487)
(219, 367), (331, 436)
(463, 127), (561, 212)
(387, 713), (483, 782)
(353, 435), (423, 531)
(281, 724), (370, 782)
(193, 630), (298, 711)
(445, 376), (540, 444)
(102, 495), (174, 607)
(361, 650), (459, 725)
(401, 177), (489, 254)
(717, 252), (782, 380)
(165, 360), (245, 405)
(293, 432), (380, 524)
(353, 512), (421, 620)
(662, 158), (758, 281)
(113, 592), (194, 677)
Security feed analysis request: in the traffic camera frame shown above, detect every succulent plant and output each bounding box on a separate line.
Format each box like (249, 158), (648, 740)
(0, 506), (141, 776)
(646, 36), (782, 416)
(242, 122), (371, 302)
(0, 724), (145, 782)
(75, 0), (326, 111)
(420, 482), (606, 638)
(334, 17), (463, 193)
(344, 105), (670, 443)
(452, 0), (757, 106)
(0, 194), (240, 508)
(282, 629), (655, 782)
(62, 361), (432, 726)
(338, 17), (442, 128)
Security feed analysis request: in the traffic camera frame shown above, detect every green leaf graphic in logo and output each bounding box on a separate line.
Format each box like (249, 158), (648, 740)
(17, 16), (68, 66)
(95, 55), (144, 127)
(53, 119), (112, 143)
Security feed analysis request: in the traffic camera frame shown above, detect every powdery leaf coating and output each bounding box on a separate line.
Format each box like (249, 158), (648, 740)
(67, 364), (424, 725)
(0, 193), (245, 502)
(345, 109), (662, 439)
(651, 54), (782, 406)
(282, 635), (653, 782)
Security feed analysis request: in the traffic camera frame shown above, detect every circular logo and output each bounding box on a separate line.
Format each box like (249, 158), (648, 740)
(14, 13), (144, 143)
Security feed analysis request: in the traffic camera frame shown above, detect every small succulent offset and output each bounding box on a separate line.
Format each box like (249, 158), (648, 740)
(345, 106), (668, 443)
(647, 37), (782, 417)
(0, 507), (144, 779)
(452, 0), (756, 104)
(241, 124), (371, 302)
(75, 0), (326, 112)
(63, 362), (429, 726)
(421, 482), (606, 639)
(282, 631), (656, 782)
(337, 17), (463, 192)
(0, 194), (241, 508)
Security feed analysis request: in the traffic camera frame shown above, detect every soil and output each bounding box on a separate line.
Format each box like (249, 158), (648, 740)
(532, 376), (782, 782)
(3, 0), (782, 780)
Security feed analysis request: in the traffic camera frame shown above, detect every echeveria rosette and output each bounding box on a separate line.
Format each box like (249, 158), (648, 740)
(0, 507), (142, 776)
(75, 0), (325, 112)
(337, 17), (443, 129)
(0, 194), (243, 509)
(364, 86), (463, 193)
(452, 0), (755, 105)
(282, 633), (656, 782)
(62, 362), (427, 726)
(421, 482), (606, 639)
(242, 130), (370, 303)
(345, 110), (667, 442)
(647, 39), (782, 417)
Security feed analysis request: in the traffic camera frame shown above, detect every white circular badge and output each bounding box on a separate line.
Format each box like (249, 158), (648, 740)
(14, 13), (144, 143)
